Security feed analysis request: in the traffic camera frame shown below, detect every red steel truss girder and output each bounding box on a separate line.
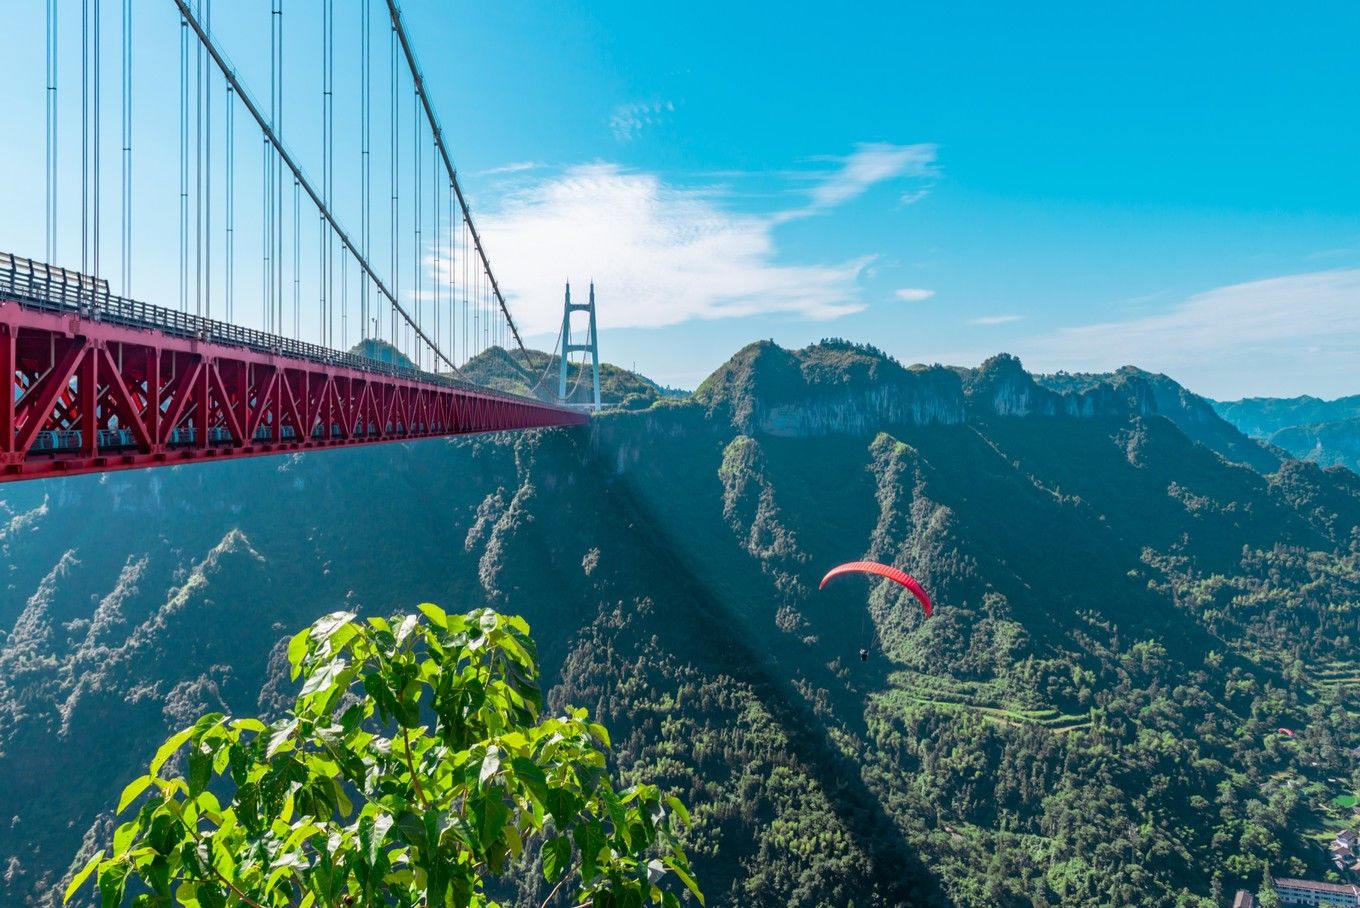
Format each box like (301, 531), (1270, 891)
(0, 300), (587, 483)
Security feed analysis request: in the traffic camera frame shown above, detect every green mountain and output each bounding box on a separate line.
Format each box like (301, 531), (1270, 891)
(4, 342), (1360, 907)
(1213, 395), (1360, 474)
(349, 337), (418, 370)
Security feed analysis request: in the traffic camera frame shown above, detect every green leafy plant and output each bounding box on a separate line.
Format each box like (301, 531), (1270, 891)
(66, 605), (702, 908)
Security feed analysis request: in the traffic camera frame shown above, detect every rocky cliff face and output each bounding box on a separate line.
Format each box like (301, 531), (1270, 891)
(694, 341), (966, 436)
(965, 353), (1158, 420)
(691, 344), (1278, 476)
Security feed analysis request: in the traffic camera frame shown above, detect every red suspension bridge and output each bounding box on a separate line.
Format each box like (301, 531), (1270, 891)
(1, 0), (586, 484)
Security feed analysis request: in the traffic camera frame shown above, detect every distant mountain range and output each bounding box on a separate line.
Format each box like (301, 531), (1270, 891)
(5, 342), (1360, 906)
(1212, 394), (1360, 474)
(459, 345), (687, 409)
(346, 339), (686, 410)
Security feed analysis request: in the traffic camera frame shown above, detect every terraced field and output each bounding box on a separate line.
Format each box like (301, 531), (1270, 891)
(1312, 660), (1360, 690)
(879, 670), (1092, 733)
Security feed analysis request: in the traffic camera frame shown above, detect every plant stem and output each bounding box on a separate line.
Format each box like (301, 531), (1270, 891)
(403, 727), (431, 810)
(183, 862), (282, 908)
(539, 862), (580, 908)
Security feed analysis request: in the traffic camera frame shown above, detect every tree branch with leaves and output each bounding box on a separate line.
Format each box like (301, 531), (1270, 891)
(66, 605), (703, 908)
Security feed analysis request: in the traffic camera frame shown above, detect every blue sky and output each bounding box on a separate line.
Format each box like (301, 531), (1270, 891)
(2, 1), (1358, 397)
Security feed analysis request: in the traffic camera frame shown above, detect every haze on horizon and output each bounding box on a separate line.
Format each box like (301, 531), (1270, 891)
(0, 0), (1355, 400)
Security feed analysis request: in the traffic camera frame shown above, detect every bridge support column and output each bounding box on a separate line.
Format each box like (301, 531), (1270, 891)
(558, 282), (601, 412)
(78, 344), (98, 457)
(145, 347), (162, 454)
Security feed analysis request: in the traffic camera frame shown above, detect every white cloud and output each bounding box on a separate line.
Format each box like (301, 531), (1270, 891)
(969, 314), (1024, 325)
(1022, 269), (1360, 398)
(476, 161), (543, 176)
(469, 164), (871, 334)
(808, 142), (936, 210)
(610, 101), (675, 141)
(773, 143), (937, 223)
(895, 288), (935, 302)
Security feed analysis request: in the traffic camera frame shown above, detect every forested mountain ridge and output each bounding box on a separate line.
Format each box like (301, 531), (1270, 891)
(1036, 364), (1282, 472)
(3, 341), (1360, 907)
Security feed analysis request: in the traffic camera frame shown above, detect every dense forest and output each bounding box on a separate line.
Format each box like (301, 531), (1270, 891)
(3, 341), (1360, 906)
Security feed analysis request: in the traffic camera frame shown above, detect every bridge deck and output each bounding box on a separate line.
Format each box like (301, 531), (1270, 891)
(0, 255), (586, 483)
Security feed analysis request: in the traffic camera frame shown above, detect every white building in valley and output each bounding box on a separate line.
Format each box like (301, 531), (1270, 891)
(1273, 877), (1360, 907)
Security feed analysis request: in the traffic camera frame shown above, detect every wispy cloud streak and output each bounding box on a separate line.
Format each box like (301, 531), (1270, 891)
(1022, 269), (1360, 397)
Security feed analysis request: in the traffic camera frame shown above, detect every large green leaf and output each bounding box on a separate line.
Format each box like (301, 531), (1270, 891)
(664, 858), (704, 905)
(286, 627), (310, 681)
(299, 656), (348, 698)
(542, 835), (571, 882)
(308, 610), (356, 643)
(62, 851), (102, 903)
(187, 747), (211, 798)
(417, 602), (448, 628)
(97, 861), (130, 908)
(115, 776), (153, 815)
(479, 746), (501, 785)
(148, 726), (196, 777)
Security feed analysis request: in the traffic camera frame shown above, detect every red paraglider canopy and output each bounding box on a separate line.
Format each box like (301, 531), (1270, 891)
(1277, 727), (1296, 737)
(819, 561), (933, 618)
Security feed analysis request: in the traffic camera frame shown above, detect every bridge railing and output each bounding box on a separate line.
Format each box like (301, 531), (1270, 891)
(0, 251), (548, 406)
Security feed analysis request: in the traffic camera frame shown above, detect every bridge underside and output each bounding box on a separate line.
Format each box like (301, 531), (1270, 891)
(0, 300), (585, 484)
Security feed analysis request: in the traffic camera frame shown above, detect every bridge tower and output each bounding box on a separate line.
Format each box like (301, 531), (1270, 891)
(558, 282), (601, 412)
